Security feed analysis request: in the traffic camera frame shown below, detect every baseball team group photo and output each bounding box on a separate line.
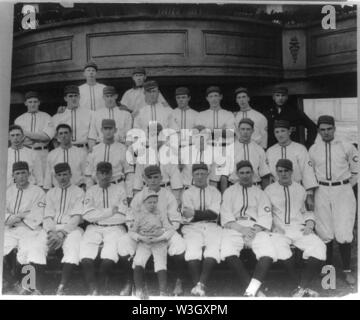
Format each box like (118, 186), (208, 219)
(2, 2), (358, 298)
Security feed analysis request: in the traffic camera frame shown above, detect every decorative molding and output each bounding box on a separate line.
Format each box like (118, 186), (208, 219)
(288, 36), (300, 64)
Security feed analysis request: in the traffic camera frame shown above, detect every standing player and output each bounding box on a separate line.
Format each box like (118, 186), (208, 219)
(133, 80), (174, 133)
(15, 91), (55, 174)
(266, 120), (318, 209)
(120, 67), (169, 119)
(3, 162), (46, 295)
(38, 163), (84, 295)
(181, 164), (223, 296)
(263, 86), (317, 148)
(309, 115), (358, 285)
(220, 160), (276, 297)
(44, 124), (87, 190)
(80, 162), (130, 295)
(79, 61), (106, 112)
(88, 86), (132, 149)
(7, 124), (43, 188)
(52, 85), (92, 155)
(265, 159), (326, 297)
(85, 119), (134, 198)
(234, 87), (268, 149)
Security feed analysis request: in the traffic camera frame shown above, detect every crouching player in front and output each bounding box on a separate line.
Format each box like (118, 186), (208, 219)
(265, 159), (326, 297)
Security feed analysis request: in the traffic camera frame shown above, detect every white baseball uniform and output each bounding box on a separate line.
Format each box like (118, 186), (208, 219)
(85, 141), (134, 196)
(37, 184), (85, 265)
(80, 183), (130, 262)
(133, 102), (173, 132)
(52, 107), (92, 148)
(88, 107), (132, 144)
(220, 183), (277, 261)
(309, 138), (358, 243)
(169, 107), (199, 145)
(265, 181), (326, 261)
(223, 140), (270, 185)
(266, 141), (318, 190)
(4, 184), (46, 265)
(181, 185), (222, 262)
(198, 108), (235, 131)
(120, 87), (169, 115)
(7, 146), (43, 188)
(15, 111), (55, 172)
(234, 109), (268, 149)
(43, 146), (87, 190)
(79, 82), (106, 112)
(125, 186), (185, 257)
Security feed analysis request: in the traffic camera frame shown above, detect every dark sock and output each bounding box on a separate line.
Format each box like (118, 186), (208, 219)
(253, 257), (273, 282)
(171, 253), (186, 282)
(2, 254), (16, 286)
(282, 256), (299, 285)
(326, 241), (334, 265)
(199, 258), (216, 285)
(81, 258), (97, 292)
(338, 243), (352, 271)
(60, 263), (75, 287)
(187, 260), (201, 286)
(118, 255), (133, 282)
(31, 263), (45, 292)
(300, 257), (322, 288)
(133, 266), (145, 291)
(157, 270), (167, 293)
(225, 255), (251, 287)
(99, 259), (114, 292)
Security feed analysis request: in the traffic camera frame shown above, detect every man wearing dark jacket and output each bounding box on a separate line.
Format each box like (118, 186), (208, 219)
(264, 87), (317, 149)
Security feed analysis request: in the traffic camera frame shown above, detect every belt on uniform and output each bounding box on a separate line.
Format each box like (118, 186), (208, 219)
(111, 178), (124, 184)
(236, 216), (256, 222)
(92, 222), (123, 227)
(253, 181), (261, 186)
(25, 145), (48, 150)
(319, 179), (349, 186)
(160, 182), (171, 188)
(73, 143), (88, 148)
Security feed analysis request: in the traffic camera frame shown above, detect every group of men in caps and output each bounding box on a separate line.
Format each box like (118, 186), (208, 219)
(3, 61), (358, 297)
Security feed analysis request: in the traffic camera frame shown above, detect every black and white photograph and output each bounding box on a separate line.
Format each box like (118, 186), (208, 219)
(0, 1), (358, 300)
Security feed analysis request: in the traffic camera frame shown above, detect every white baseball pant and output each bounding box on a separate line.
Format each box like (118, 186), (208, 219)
(132, 241), (168, 272)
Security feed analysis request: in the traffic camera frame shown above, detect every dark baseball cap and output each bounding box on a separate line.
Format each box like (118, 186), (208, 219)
(236, 160), (253, 172)
(317, 115), (335, 126)
(54, 162), (71, 174)
(144, 165), (161, 177)
(13, 161), (29, 173)
(276, 159), (293, 171)
(64, 85), (79, 95)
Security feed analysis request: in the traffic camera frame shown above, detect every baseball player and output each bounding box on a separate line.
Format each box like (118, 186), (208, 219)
(181, 164), (223, 296)
(88, 86), (132, 149)
(234, 87), (268, 149)
(169, 87), (199, 146)
(265, 159), (326, 297)
(127, 165), (186, 296)
(78, 61), (106, 112)
(221, 118), (271, 193)
(263, 86), (317, 148)
(133, 80), (174, 133)
(309, 115), (358, 285)
(85, 119), (134, 198)
(266, 120), (318, 210)
(3, 162), (46, 295)
(43, 124), (87, 190)
(130, 190), (175, 298)
(15, 91), (55, 173)
(37, 163), (84, 295)
(52, 85), (92, 155)
(80, 162), (130, 295)
(220, 160), (276, 297)
(7, 124), (43, 188)
(120, 67), (169, 119)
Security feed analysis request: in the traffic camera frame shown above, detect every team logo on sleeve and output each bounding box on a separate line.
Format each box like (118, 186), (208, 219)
(308, 161), (313, 167)
(352, 155), (358, 162)
(264, 206), (271, 212)
(37, 201), (46, 208)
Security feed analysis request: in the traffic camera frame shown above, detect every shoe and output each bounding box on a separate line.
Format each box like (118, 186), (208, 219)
(173, 278), (183, 296)
(256, 290), (267, 297)
(343, 271), (356, 286)
(31, 289), (42, 296)
(135, 289), (148, 300)
(191, 282), (206, 297)
(13, 282), (32, 295)
(292, 286), (307, 298)
(305, 288), (319, 297)
(89, 289), (98, 296)
(56, 284), (66, 296)
(119, 281), (133, 296)
(159, 291), (168, 296)
(243, 292), (255, 297)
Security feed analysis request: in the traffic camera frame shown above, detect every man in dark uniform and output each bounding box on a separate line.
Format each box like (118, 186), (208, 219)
(264, 86), (317, 149)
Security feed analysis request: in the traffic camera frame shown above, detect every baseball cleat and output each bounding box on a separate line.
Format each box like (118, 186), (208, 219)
(173, 278), (183, 296)
(191, 282), (206, 297)
(31, 289), (42, 296)
(135, 289), (148, 300)
(243, 292), (255, 297)
(159, 291), (168, 296)
(305, 288), (319, 297)
(291, 286), (307, 298)
(256, 290), (267, 297)
(89, 289), (98, 296)
(343, 272), (356, 286)
(119, 281), (133, 296)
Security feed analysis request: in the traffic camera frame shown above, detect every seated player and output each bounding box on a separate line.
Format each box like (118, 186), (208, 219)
(181, 164), (223, 297)
(79, 162), (130, 295)
(220, 160), (277, 297)
(265, 159), (326, 297)
(3, 162), (46, 295)
(129, 191), (175, 299)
